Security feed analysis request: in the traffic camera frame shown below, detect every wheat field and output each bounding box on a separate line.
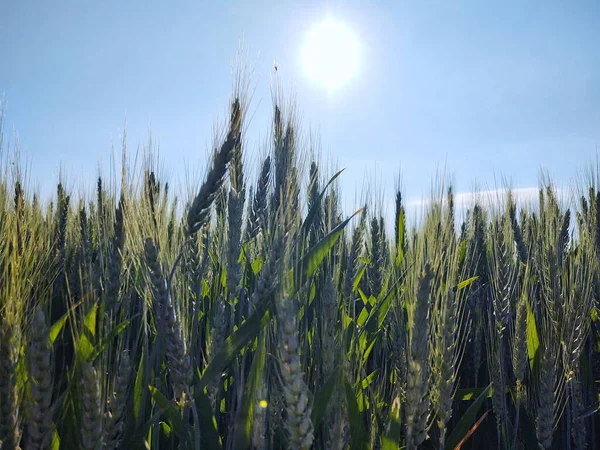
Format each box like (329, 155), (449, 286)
(0, 87), (598, 450)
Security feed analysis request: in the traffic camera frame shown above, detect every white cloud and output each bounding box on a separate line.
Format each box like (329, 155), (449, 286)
(407, 186), (546, 209)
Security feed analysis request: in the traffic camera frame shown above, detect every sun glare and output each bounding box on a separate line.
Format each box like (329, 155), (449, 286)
(301, 18), (359, 92)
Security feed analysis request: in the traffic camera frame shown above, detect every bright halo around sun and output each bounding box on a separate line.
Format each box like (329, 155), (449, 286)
(301, 18), (360, 92)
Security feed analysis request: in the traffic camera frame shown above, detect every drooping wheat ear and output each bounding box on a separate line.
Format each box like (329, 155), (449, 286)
(186, 98), (241, 236)
(80, 363), (103, 450)
(405, 264), (432, 450)
(26, 309), (54, 450)
(277, 297), (314, 450)
(144, 238), (192, 402)
(0, 317), (21, 450)
(103, 350), (131, 450)
(431, 289), (461, 450)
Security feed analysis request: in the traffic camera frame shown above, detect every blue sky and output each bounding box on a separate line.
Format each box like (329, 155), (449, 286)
(1, 0), (599, 218)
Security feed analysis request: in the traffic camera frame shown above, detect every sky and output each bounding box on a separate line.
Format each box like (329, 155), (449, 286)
(1, 0), (599, 221)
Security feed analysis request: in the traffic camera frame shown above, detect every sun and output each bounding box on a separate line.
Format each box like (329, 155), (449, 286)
(301, 18), (360, 92)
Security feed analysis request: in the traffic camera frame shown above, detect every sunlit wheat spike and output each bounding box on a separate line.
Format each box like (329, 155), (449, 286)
(277, 297), (314, 450)
(187, 98), (241, 236)
(144, 237), (192, 401)
(431, 288), (463, 450)
(405, 264), (432, 450)
(368, 216), (384, 298)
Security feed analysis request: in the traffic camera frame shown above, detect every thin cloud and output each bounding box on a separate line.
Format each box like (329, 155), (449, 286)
(408, 186), (547, 209)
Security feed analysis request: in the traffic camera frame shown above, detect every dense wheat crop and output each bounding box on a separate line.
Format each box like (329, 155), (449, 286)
(0, 85), (598, 450)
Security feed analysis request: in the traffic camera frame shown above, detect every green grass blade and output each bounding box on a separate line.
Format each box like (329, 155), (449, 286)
(195, 389), (223, 449)
(296, 208), (363, 289)
(90, 318), (131, 360)
(457, 276), (478, 290)
(232, 331), (267, 450)
(446, 383), (492, 450)
(301, 168), (346, 238)
(526, 295), (540, 371)
(311, 366), (339, 427)
(76, 304), (97, 361)
(49, 311), (69, 345)
(343, 375), (368, 450)
(148, 385), (182, 436)
(395, 208), (405, 267)
(196, 307), (272, 391)
(381, 397), (402, 450)
(134, 350), (146, 421)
